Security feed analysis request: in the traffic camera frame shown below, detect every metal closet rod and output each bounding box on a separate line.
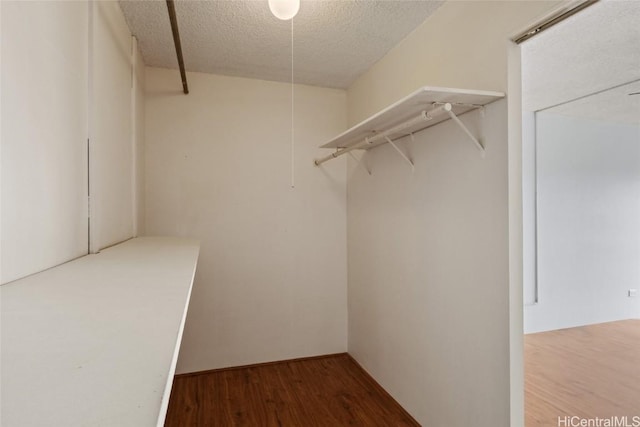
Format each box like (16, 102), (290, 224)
(314, 103), (454, 166)
(166, 0), (189, 94)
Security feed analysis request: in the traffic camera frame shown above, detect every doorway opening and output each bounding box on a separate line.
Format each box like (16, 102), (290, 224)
(516, 0), (640, 424)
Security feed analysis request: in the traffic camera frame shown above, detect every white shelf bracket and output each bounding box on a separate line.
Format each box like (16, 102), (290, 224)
(384, 136), (414, 172)
(347, 151), (360, 163)
(348, 151), (372, 175)
(445, 106), (486, 158)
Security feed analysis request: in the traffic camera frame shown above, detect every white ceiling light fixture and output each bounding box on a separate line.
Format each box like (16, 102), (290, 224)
(268, 0), (299, 20)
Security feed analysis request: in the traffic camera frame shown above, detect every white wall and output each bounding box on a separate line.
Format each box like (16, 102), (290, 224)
(1, 0), (3, 287)
(520, 0), (640, 333)
(524, 113), (640, 333)
(344, 1), (561, 426)
(90, 0), (136, 251)
(348, 101), (510, 427)
(1, 0), (145, 283)
(522, 111), (537, 305)
(1, 1), (89, 283)
(144, 68), (347, 373)
(133, 38), (146, 236)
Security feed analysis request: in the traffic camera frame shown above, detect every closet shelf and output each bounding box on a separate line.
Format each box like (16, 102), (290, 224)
(1, 237), (200, 427)
(314, 86), (505, 166)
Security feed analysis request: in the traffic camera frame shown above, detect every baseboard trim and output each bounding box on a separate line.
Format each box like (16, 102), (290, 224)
(174, 352), (349, 378)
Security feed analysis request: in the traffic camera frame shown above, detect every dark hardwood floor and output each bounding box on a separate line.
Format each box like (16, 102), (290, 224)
(165, 353), (419, 426)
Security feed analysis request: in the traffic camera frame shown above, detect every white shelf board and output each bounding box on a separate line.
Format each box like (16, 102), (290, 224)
(0, 237), (200, 427)
(321, 86), (505, 150)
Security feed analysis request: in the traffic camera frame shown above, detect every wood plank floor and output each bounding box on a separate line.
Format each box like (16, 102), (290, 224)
(525, 319), (640, 426)
(165, 353), (419, 426)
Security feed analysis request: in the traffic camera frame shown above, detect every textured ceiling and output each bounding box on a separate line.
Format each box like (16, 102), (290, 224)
(119, 0), (443, 89)
(522, 0), (640, 117)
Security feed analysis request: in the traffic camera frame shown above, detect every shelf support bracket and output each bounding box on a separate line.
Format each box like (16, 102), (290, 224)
(347, 151), (360, 164)
(384, 136), (414, 172)
(348, 152), (372, 175)
(445, 106), (485, 157)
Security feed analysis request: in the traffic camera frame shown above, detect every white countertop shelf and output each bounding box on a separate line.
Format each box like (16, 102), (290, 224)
(1, 237), (200, 427)
(321, 86), (505, 151)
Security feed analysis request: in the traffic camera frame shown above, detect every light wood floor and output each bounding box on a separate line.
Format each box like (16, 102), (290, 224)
(525, 319), (640, 426)
(165, 353), (419, 426)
